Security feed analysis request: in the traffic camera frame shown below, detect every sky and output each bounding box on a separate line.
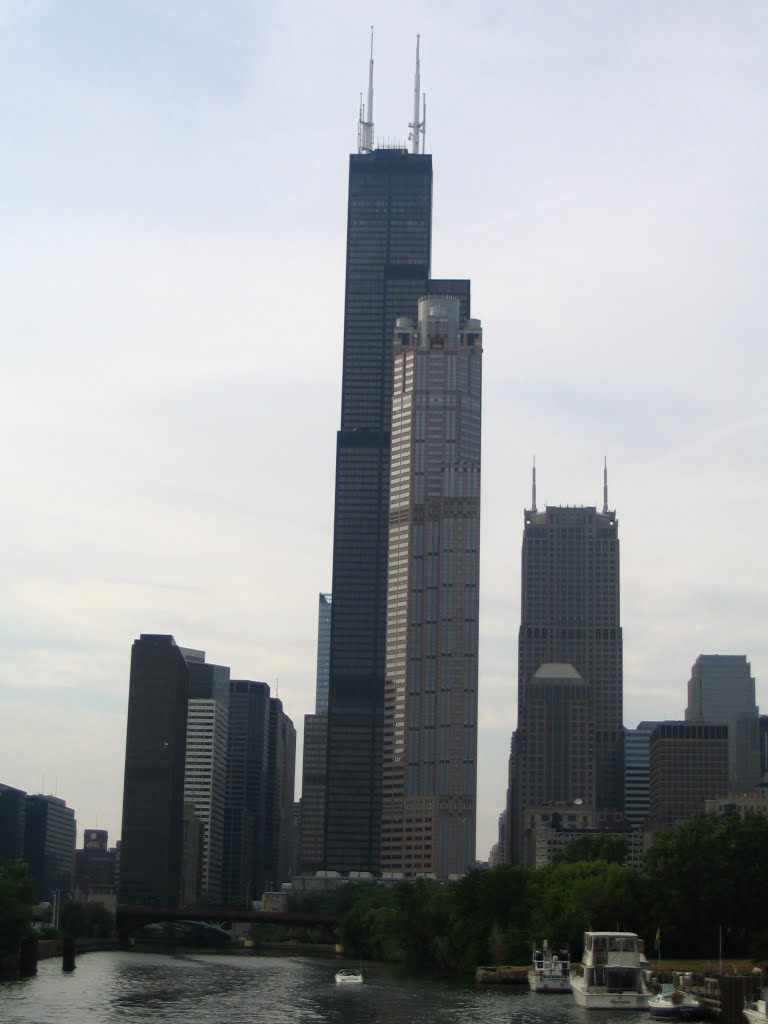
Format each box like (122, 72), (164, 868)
(1, 0), (767, 863)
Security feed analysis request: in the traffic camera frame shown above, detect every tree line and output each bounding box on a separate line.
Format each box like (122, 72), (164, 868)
(292, 811), (768, 972)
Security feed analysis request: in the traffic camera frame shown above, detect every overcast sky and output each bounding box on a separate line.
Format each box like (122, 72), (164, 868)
(1, 0), (766, 862)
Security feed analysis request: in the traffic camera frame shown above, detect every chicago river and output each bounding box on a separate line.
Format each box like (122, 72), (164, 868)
(1, 950), (652, 1024)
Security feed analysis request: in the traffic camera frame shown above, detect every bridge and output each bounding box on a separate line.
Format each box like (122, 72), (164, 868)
(116, 905), (338, 942)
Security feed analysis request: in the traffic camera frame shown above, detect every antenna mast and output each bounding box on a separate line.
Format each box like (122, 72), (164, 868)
(358, 27), (375, 153)
(409, 35), (426, 154)
(603, 457), (609, 513)
(532, 456), (537, 513)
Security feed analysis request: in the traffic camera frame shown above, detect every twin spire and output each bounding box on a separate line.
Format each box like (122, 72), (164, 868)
(530, 457), (611, 514)
(358, 29), (426, 155)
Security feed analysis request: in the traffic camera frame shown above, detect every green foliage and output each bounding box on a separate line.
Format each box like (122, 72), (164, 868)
(315, 812), (768, 974)
(58, 900), (115, 939)
(529, 859), (647, 956)
(554, 834), (628, 865)
(0, 860), (36, 955)
(643, 810), (768, 957)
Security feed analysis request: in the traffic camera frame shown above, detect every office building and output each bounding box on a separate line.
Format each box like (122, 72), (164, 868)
(264, 697), (296, 890)
(120, 634), (190, 906)
(624, 722), (659, 831)
(685, 654), (760, 793)
(648, 722), (729, 827)
(325, 41), (469, 872)
(75, 829), (117, 895)
(223, 679), (271, 904)
(0, 783), (26, 865)
(380, 295), (482, 878)
(315, 593), (332, 715)
(182, 649), (230, 903)
(23, 794), (77, 902)
(299, 594), (332, 874)
(512, 477), (623, 863)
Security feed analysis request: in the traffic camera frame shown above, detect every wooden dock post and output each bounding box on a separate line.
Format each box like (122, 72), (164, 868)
(718, 975), (748, 1024)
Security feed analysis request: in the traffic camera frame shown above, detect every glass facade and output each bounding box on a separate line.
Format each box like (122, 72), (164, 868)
(223, 679), (270, 904)
(325, 150), (434, 873)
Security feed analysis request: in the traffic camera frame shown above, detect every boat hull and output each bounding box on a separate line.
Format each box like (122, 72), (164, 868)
(743, 1001), (768, 1024)
(570, 978), (649, 1010)
(528, 971), (571, 993)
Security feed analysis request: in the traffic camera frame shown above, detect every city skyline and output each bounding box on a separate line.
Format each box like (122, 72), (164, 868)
(2, 2), (767, 861)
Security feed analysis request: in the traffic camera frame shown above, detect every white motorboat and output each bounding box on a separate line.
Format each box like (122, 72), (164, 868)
(569, 931), (650, 1010)
(528, 942), (571, 993)
(648, 983), (702, 1020)
(335, 967), (363, 985)
(744, 998), (768, 1023)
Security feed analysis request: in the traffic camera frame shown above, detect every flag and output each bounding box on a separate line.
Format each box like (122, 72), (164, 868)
(654, 928), (661, 954)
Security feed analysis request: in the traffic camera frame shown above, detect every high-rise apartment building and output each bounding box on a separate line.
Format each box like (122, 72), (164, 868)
(513, 486), (623, 864)
(120, 634), (190, 906)
(685, 654), (760, 793)
(182, 650), (230, 903)
(324, 43), (469, 872)
(380, 295), (482, 878)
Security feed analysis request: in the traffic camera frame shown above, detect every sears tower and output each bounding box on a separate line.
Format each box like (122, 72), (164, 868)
(324, 37), (470, 872)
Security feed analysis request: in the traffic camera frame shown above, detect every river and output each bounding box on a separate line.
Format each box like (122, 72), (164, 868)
(0, 950), (651, 1024)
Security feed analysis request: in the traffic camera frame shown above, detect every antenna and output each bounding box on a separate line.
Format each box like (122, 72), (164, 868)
(409, 35), (426, 154)
(532, 455), (537, 513)
(603, 457), (608, 513)
(358, 27), (375, 153)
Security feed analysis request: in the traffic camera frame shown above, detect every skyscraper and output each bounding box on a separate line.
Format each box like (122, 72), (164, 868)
(182, 649), (230, 902)
(513, 478), (623, 863)
(264, 697), (297, 889)
(380, 295), (482, 878)
(324, 39), (469, 873)
(120, 634), (190, 906)
(685, 654), (760, 792)
(223, 679), (270, 904)
(23, 794), (77, 902)
(648, 721), (729, 827)
(299, 593), (332, 874)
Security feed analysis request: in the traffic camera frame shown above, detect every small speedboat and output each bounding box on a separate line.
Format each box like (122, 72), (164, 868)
(648, 984), (702, 1020)
(335, 968), (363, 985)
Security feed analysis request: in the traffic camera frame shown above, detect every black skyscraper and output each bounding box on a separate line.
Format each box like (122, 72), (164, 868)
(223, 679), (270, 903)
(120, 634), (190, 906)
(324, 88), (469, 871)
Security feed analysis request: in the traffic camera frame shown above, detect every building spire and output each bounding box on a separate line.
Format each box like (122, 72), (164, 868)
(603, 457), (608, 513)
(532, 455), (537, 513)
(409, 35), (426, 154)
(358, 27), (375, 153)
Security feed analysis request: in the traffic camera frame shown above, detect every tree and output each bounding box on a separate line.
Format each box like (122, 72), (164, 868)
(0, 860), (35, 955)
(643, 811), (768, 956)
(554, 834), (628, 865)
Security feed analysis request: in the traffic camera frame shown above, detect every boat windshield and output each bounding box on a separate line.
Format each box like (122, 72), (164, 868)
(590, 935), (638, 954)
